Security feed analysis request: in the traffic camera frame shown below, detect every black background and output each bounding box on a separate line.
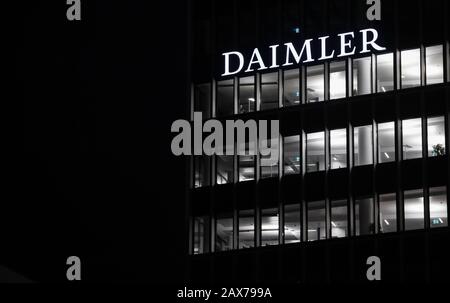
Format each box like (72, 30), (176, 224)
(14, 0), (187, 282)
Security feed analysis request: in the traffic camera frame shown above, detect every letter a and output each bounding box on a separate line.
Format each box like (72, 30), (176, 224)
(67, 0), (81, 21)
(366, 0), (381, 21)
(366, 256), (381, 281)
(66, 256), (81, 281)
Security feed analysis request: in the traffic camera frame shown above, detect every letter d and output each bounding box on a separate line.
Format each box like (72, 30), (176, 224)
(222, 51), (244, 76)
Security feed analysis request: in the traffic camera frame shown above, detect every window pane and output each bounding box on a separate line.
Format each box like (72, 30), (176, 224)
(379, 193), (397, 233)
(402, 118), (422, 160)
(307, 200), (326, 241)
(354, 125), (373, 166)
(284, 204), (301, 243)
(377, 53), (394, 92)
(404, 189), (424, 231)
(239, 76), (255, 113)
(194, 83), (211, 118)
(378, 122), (395, 163)
(194, 156), (210, 188)
(239, 210), (254, 249)
(330, 128), (347, 169)
(306, 131), (325, 172)
(430, 186), (448, 228)
(330, 61), (346, 100)
(401, 48), (421, 89)
(239, 155), (255, 181)
(307, 65), (324, 103)
(216, 215), (233, 251)
(427, 116), (446, 157)
(260, 138), (279, 179)
(193, 216), (211, 254)
(261, 72), (279, 111)
(217, 155), (234, 184)
(283, 135), (300, 175)
(331, 199), (348, 238)
(283, 69), (300, 106)
(261, 208), (279, 246)
(353, 57), (372, 96)
(217, 79), (234, 117)
(355, 198), (375, 235)
(426, 45), (444, 85)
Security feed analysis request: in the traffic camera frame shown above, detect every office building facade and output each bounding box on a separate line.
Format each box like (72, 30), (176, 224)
(187, 0), (450, 283)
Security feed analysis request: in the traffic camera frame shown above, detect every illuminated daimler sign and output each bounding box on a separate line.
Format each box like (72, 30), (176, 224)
(222, 28), (386, 76)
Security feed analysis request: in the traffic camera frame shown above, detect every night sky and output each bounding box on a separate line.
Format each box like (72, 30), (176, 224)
(15, 0), (187, 282)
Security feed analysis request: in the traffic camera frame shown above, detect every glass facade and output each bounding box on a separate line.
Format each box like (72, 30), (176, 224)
(353, 57), (372, 96)
(354, 125), (373, 166)
(306, 65), (324, 103)
(191, 42), (450, 254)
(283, 135), (300, 175)
(283, 69), (300, 106)
(330, 128), (347, 169)
(401, 48), (421, 89)
(306, 131), (325, 172)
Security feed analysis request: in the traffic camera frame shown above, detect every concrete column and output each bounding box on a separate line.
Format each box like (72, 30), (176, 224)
(357, 59), (371, 95)
(358, 126), (372, 165)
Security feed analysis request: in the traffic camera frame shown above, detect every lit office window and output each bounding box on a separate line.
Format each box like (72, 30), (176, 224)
(306, 65), (324, 103)
(239, 209), (255, 249)
(217, 79), (234, 117)
(261, 208), (279, 246)
(306, 131), (325, 172)
(261, 72), (279, 111)
(426, 45), (444, 85)
(283, 69), (300, 106)
(283, 135), (300, 175)
(260, 138), (279, 179)
(330, 128), (347, 169)
(378, 122), (395, 163)
(402, 118), (422, 160)
(193, 216), (211, 254)
(194, 83), (211, 118)
(354, 125), (373, 166)
(430, 186), (448, 228)
(379, 193), (397, 233)
(284, 204), (301, 243)
(194, 156), (210, 188)
(401, 48), (421, 88)
(216, 155), (234, 184)
(404, 189), (424, 231)
(239, 155), (255, 181)
(307, 200), (326, 241)
(330, 61), (347, 100)
(216, 215), (233, 251)
(239, 76), (255, 113)
(427, 116), (446, 157)
(331, 199), (348, 238)
(377, 53), (394, 92)
(353, 57), (372, 96)
(355, 198), (375, 235)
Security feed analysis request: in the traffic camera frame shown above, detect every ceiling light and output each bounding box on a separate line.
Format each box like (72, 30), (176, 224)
(248, 98), (255, 102)
(381, 86), (386, 92)
(384, 219), (390, 226)
(384, 152), (390, 159)
(331, 221), (337, 227)
(439, 218), (444, 224)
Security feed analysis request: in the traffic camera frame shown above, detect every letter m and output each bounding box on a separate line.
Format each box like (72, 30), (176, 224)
(226, 120), (258, 156)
